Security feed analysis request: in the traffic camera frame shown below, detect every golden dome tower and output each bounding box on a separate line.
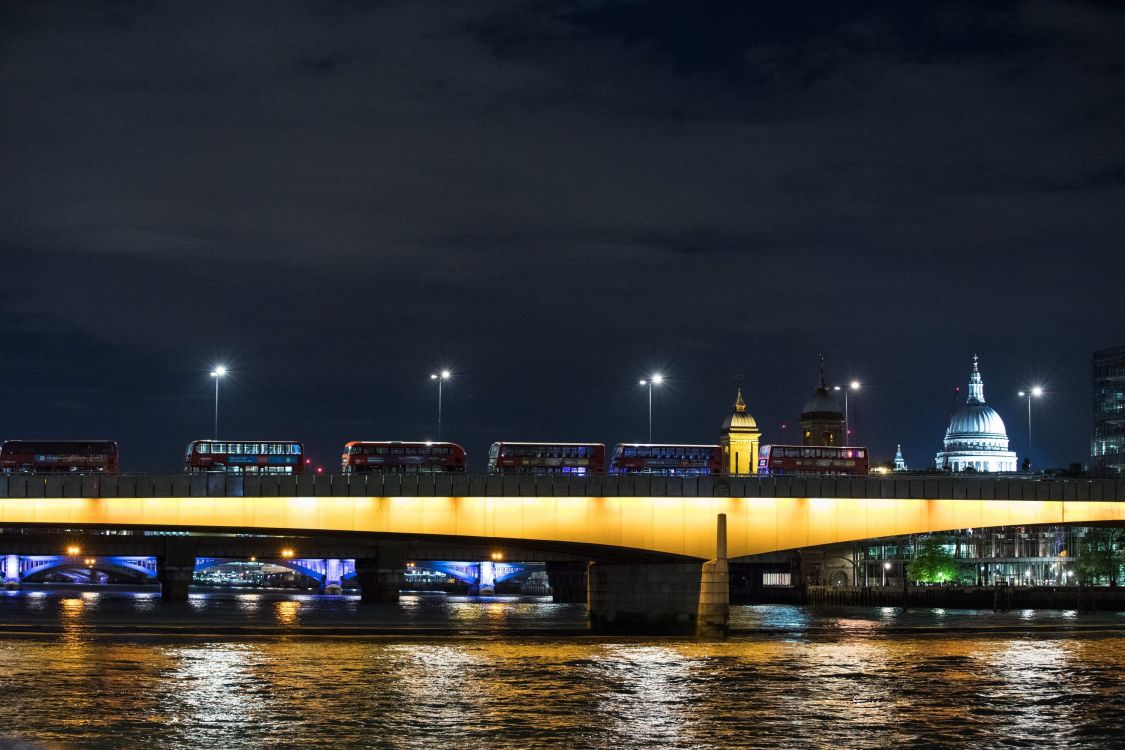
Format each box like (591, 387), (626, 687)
(720, 386), (762, 475)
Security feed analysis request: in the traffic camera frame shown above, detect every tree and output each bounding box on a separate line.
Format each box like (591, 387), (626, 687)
(907, 535), (963, 584)
(1074, 528), (1124, 585)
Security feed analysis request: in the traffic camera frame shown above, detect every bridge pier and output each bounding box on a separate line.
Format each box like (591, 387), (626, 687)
(588, 562), (702, 634)
(323, 558), (344, 595)
(355, 545), (406, 603)
(3, 554), (19, 590)
(545, 561), (588, 603)
(696, 514), (729, 639)
(588, 514), (729, 637)
(157, 539), (197, 602)
(475, 561), (496, 595)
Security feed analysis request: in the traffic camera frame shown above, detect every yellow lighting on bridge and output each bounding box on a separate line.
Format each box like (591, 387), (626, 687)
(4, 494), (1123, 561)
(490, 551), (504, 561)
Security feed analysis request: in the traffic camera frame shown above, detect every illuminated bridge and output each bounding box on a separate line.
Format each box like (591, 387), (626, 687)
(2, 474), (1123, 633)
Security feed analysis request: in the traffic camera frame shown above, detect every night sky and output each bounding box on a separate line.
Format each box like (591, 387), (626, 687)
(2, 1), (1123, 472)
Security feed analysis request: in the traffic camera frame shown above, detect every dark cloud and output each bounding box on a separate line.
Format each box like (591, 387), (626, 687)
(1, 0), (1122, 471)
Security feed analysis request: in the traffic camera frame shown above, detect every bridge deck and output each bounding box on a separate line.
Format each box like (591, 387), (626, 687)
(0, 473), (1122, 501)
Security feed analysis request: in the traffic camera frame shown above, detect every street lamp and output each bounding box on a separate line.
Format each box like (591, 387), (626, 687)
(210, 366), (227, 440)
(833, 380), (861, 444)
(883, 560), (891, 587)
(1017, 386), (1043, 472)
(430, 369), (451, 440)
(638, 374), (663, 443)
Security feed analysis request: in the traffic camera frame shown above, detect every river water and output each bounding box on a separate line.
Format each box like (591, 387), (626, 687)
(1, 587), (1124, 749)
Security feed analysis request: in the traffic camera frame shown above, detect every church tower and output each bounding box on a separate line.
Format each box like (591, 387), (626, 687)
(800, 355), (845, 446)
(720, 386), (762, 475)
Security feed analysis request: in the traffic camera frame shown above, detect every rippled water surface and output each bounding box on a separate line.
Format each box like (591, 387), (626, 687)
(1, 588), (1124, 749)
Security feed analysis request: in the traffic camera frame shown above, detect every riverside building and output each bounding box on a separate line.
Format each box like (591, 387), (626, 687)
(1093, 345), (1125, 478)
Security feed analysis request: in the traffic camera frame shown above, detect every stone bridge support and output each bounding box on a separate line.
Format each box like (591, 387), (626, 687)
(3, 554), (19, 590)
(587, 562), (702, 634)
(587, 514), (729, 637)
(157, 538), (198, 602)
(355, 544), (406, 603)
(323, 558), (344, 594)
(545, 561), (588, 603)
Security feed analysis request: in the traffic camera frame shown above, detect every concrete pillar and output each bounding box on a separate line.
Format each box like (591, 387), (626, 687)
(588, 562), (702, 634)
(477, 560), (496, 596)
(3, 554), (20, 590)
(696, 513), (729, 639)
(354, 544), (406, 603)
(546, 561), (589, 603)
(157, 539), (197, 602)
(464, 562), (482, 595)
(323, 558), (343, 594)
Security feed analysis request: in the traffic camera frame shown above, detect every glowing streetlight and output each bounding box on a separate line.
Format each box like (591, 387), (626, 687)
(883, 560), (891, 586)
(210, 365), (228, 440)
(280, 548), (295, 559)
(490, 551), (504, 561)
(66, 545), (81, 556)
(1017, 387), (1043, 472)
(638, 374), (663, 443)
(833, 380), (861, 444)
(430, 369), (452, 440)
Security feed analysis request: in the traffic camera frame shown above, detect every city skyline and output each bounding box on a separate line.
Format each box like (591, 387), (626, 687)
(0, 348), (1096, 472)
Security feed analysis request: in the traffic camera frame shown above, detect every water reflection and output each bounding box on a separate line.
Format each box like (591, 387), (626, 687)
(161, 645), (268, 748)
(595, 645), (699, 746)
(237, 593), (262, 614)
(0, 594), (1121, 749)
(274, 600), (299, 625)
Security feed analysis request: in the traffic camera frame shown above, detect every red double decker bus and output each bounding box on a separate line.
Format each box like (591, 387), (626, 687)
(487, 442), (605, 475)
(757, 445), (869, 476)
(184, 440), (304, 474)
(341, 441), (467, 474)
(0, 440), (119, 474)
(611, 444), (723, 476)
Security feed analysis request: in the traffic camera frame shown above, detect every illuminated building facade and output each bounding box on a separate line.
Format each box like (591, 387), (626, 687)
(1093, 345), (1125, 478)
(800, 357), (845, 447)
(893, 444), (907, 472)
(719, 387), (761, 475)
(806, 525), (1116, 588)
(934, 355), (1017, 472)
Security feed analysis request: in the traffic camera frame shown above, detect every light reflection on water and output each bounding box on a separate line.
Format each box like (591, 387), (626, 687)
(0, 590), (1123, 748)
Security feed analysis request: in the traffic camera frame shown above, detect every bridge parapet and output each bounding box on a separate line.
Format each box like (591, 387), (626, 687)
(0, 474), (1122, 501)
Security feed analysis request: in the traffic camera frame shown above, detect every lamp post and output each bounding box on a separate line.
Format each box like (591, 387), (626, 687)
(834, 380), (861, 444)
(1017, 387), (1043, 472)
(430, 370), (451, 440)
(209, 366), (227, 440)
(638, 374), (663, 443)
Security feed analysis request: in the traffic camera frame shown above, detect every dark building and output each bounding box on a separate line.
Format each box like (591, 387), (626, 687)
(1092, 345), (1125, 478)
(800, 356), (845, 447)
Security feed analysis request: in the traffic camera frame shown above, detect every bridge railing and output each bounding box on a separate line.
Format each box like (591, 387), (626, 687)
(0, 473), (1122, 501)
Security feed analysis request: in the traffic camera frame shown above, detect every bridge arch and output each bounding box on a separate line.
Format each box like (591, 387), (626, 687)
(193, 558), (327, 583)
(19, 557), (157, 583)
